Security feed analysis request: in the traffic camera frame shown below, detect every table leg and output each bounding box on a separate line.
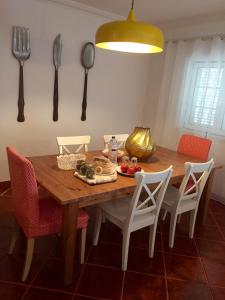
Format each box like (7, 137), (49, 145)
(62, 202), (79, 286)
(197, 169), (215, 225)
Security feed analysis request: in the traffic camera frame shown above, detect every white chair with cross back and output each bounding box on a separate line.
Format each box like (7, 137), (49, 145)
(93, 166), (173, 271)
(162, 159), (214, 248)
(57, 136), (91, 154)
(103, 134), (129, 150)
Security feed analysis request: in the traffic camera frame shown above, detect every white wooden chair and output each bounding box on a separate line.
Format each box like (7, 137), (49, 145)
(162, 159), (214, 248)
(103, 134), (129, 150)
(57, 136), (91, 154)
(93, 166), (173, 271)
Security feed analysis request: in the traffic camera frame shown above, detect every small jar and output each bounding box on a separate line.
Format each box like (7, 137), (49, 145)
(131, 157), (138, 167)
(86, 166), (95, 179)
(122, 156), (129, 165)
(79, 165), (86, 176)
(76, 160), (86, 172)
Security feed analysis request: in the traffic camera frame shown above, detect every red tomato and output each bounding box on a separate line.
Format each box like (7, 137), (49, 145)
(127, 167), (136, 174)
(120, 165), (128, 173)
(135, 165), (142, 172)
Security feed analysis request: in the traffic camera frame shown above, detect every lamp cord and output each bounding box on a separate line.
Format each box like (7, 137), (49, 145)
(131, 0), (135, 9)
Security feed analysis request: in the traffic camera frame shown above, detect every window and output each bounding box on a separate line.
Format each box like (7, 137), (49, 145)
(183, 61), (225, 136)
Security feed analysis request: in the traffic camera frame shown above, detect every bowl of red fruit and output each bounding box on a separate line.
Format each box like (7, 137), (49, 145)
(116, 163), (143, 177)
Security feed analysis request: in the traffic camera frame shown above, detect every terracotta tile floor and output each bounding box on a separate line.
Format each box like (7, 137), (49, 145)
(0, 191), (225, 299)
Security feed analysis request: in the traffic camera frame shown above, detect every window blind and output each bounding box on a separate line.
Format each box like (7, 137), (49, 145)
(184, 61), (225, 136)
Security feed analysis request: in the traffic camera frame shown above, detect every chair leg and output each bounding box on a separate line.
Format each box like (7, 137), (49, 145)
(93, 209), (102, 246)
(149, 224), (157, 258)
(122, 230), (131, 271)
(162, 209), (167, 221)
(102, 214), (106, 224)
(177, 214), (181, 224)
(169, 213), (178, 248)
(8, 218), (20, 255)
(189, 209), (198, 239)
(22, 238), (35, 282)
(80, 228), (87, 264)
(0, 187), (11, 196)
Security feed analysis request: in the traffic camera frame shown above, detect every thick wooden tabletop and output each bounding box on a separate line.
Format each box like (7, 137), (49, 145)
(28, 146), (207, 208)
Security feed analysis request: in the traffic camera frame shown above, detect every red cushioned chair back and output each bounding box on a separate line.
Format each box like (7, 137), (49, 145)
(6, 147), (39, 228)
(177, 134), (212, 161)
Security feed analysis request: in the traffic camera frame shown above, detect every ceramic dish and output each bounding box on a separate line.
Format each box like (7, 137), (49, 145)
(116, 166), (144, 177)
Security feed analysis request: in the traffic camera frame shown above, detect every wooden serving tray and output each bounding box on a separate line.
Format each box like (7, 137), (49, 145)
(74, 171), (117, 185)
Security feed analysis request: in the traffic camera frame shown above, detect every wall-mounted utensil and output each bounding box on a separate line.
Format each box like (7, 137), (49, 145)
(81, 42), (95, 121)
(53, 34), (62, 121)
(12, 26), (31, 122)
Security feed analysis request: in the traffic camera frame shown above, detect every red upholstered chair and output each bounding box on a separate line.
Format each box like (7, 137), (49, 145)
(175, 134), (212, 192)
(6, 146), (88, 281)
(177, 134), (212, 161)
(176, 134), (212, 190)
(168, 134), (212, 223)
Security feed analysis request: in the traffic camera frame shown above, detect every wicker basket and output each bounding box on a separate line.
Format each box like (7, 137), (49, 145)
(57, 154), (86, 170)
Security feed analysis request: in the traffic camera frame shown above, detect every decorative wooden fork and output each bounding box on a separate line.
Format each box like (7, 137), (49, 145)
(12, 26), (31, 122)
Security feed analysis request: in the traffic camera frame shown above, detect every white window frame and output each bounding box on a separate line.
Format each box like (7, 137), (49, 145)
(183, 60), (225, 137)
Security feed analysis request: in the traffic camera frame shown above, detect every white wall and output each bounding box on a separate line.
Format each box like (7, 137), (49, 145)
(0, 0), (151, 180)
(143, 14), (225, 200)
(161, 13), (225, 41)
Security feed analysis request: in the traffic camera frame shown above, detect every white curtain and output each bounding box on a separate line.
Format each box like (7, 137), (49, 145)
(153, 37), (225, 149)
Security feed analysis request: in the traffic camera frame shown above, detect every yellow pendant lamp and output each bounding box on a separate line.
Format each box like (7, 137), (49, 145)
(95, 0), (164, 54)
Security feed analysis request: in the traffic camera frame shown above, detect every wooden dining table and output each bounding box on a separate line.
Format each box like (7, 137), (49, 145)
(28, 146), (218, 286)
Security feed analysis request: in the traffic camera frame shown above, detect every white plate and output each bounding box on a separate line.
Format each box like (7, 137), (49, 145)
(116, 166), (144, 177)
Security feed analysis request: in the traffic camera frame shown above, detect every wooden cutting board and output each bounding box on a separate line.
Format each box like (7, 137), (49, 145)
(74, 171), (117, 185)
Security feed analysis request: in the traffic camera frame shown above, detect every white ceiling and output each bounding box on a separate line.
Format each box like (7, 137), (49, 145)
(73, 0), (225, 23)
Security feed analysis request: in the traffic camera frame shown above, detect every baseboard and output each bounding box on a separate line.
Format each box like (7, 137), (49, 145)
(211, 193), (225, 205)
